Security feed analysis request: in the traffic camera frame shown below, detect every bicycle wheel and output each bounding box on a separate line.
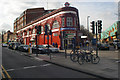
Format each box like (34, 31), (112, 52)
(78, 55), (84, 65)
(70, 54), (78, 62)
(91, 54), (100, 64)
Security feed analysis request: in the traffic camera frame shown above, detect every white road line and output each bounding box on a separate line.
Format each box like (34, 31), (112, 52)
(34, 57), (43, 61)
(6, 69), (15, 72)
(41, 64), (51, 67)
(23, 66), (37, 69)
(5, 63), (51, 72)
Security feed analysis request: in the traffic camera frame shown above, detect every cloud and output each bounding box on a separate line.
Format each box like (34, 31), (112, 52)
(0, 0), (118, 32)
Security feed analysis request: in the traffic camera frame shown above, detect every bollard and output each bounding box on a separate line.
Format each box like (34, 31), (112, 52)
(28, 47), (30, 55)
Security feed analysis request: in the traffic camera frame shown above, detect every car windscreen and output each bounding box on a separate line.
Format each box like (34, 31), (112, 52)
(24, 45), (29, 47)
(15, 43), (21, 45)
(38, 45), (45, 48)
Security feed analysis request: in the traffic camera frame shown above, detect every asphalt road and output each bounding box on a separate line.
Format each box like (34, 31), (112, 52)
(2, 47), (102, 79)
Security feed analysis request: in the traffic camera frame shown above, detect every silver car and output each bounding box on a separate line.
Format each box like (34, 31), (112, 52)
(42, 44), (59, 53)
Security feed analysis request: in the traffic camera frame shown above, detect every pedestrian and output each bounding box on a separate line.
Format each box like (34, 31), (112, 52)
(55, 42), (58, 48)
(53, 42), (55, 47)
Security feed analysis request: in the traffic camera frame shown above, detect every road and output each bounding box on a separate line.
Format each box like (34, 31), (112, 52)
(2, 47), (101, 79)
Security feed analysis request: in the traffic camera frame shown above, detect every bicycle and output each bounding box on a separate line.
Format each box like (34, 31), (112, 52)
(78, 49), (100, 65)
(70, 48), (80, 62)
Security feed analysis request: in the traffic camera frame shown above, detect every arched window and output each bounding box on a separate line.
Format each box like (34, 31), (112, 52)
(32, 28), (35, 34)
(52, 20), (59, 29)
(41, 26), (44, 32)
(46, 23), (50, 30)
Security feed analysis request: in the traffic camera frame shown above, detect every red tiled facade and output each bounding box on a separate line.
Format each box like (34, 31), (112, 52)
(14, 5), (80, 49)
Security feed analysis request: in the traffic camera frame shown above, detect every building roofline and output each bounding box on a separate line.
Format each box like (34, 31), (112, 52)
(20, 7), (78, 30)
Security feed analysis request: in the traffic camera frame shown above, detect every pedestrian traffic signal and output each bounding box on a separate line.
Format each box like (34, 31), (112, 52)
(38, 26), (41, 34)
(90, 21), (95, 34)
(36, 25), (41, 34)
(98, 20), (102, 33)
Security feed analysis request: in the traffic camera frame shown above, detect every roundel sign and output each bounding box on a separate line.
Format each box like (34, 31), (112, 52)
(65, 2), (70, 7)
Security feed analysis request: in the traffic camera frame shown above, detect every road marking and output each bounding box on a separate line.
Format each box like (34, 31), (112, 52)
(23, 66), (37, 69)
(0, 68), (5, 78)
(6, 69), (15, 72)
(34, 57), (43, 61)
(41, 64), (51, 67)
(6, 64), (51, 72)
(1, 65), (12, 80)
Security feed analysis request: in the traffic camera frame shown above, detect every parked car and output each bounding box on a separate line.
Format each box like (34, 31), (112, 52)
(32, 45), (49, 54)
(99, 43), (109, 50)
(117, 43), (120, 49)
(18, 44), (29, 52)
(113, 40), (119, 46)
(42, 44), (59, 53)
(8, 42), (21, 50)
(114, 42), (120, 49)
(2, 43), (8, 47)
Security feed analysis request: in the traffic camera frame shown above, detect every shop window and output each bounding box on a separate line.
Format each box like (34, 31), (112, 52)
(52, 20), (59, 29)
(67, 17), (73, 27)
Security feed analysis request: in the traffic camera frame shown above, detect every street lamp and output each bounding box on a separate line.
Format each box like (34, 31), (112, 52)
(87, 16), (90, 32)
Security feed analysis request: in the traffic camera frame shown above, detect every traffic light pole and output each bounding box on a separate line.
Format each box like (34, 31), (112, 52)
(36, 34), (38, 57)
(96, 22), (98, 57)
(65, 39), (67, 58)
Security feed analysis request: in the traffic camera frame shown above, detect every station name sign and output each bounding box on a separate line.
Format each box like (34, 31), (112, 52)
(60, 28), (76, 31)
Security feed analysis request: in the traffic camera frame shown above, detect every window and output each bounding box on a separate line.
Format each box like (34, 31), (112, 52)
(41, 26), (44, 32)
(62, 18), (65, 27)
(67, 17), (73, 26)
(74, 18), (77, 26)
(52, 20), (59, 29)
(23, 32), (24, 36)
(46, 24), (50, 30)
(27, 31), (29, 35)
(53, 33), (58, 36)
(32, 28), (35, 34)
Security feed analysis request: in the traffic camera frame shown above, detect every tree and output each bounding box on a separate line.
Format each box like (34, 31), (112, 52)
(80, 25), (94, 40)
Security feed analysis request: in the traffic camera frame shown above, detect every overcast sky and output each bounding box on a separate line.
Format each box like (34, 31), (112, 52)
(0, 0), (119, 32)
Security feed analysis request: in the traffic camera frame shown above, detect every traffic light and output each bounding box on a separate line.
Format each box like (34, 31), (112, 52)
(90, 21), (95, 34)
(38, 26), (41, 34)
(98, 20), (102, 33)
(49, 30), (52, 35)
(45, 25), (48, 35)
(63, 31), (67, 38)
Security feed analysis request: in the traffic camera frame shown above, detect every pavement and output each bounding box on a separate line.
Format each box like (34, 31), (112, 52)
(23, 49), (119, 80)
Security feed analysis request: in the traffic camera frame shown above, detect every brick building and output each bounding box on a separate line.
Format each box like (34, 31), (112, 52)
(14, 7), (55, 33)
(14, 2), (81, 49)
(3, 30), (14, 43)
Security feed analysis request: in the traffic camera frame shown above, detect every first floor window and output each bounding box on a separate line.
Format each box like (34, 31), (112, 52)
(67, 17), (73, 27)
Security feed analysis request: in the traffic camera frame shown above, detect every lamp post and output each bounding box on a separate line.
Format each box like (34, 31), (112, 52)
(87, 16), (90, 32)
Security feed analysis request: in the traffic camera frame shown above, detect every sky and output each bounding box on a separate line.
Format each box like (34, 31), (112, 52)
(0, 0), (119, 33)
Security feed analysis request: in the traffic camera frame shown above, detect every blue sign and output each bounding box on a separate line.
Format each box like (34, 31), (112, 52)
(60, 28), (76, 31)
